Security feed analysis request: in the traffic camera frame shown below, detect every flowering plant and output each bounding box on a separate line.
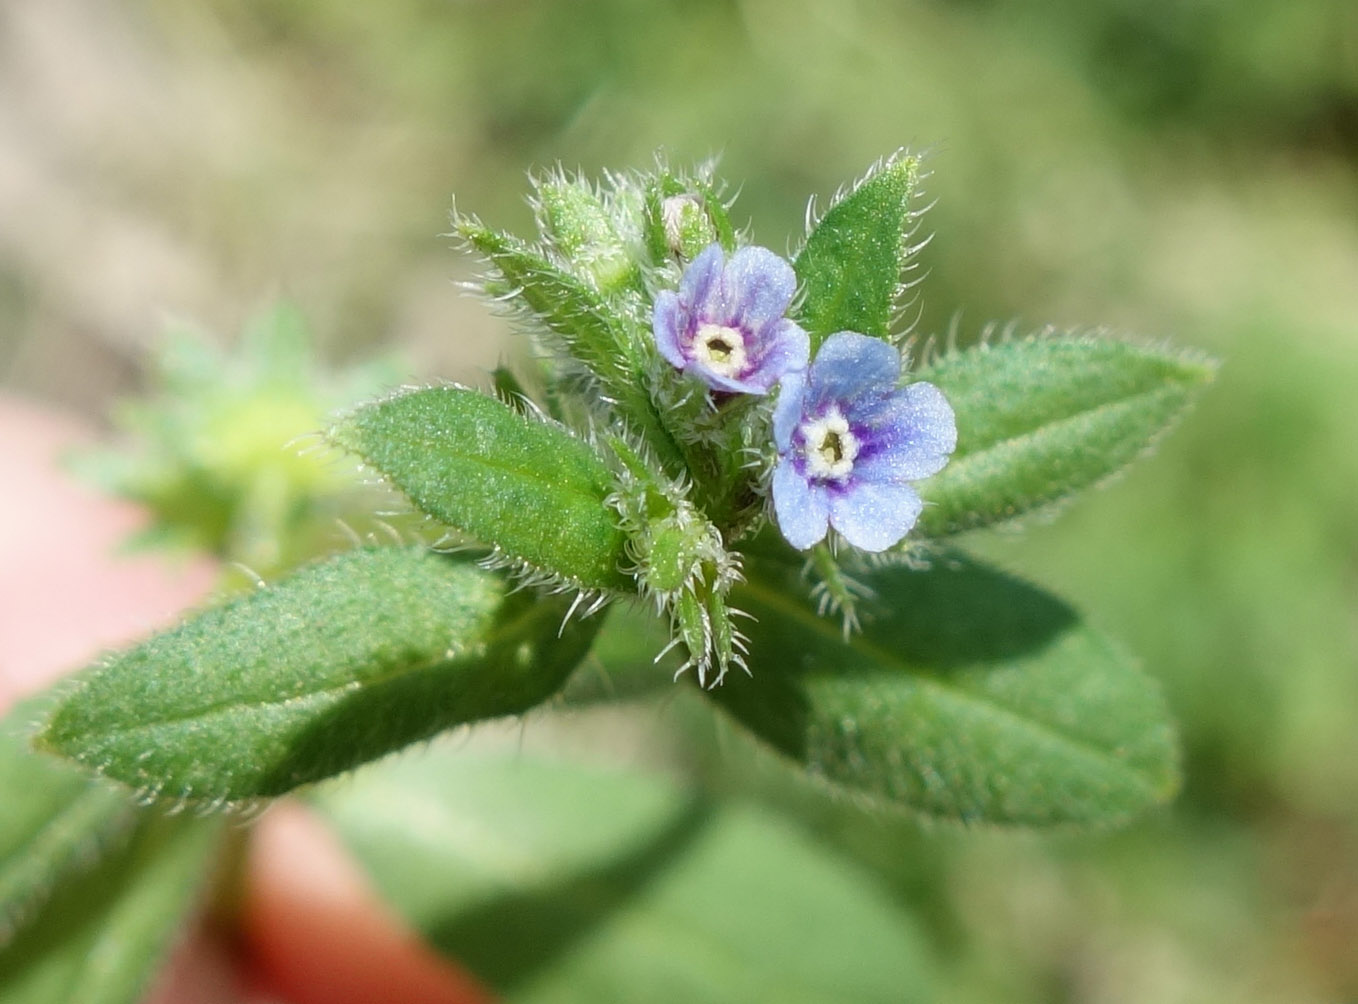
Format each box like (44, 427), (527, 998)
(4, 154), (1214, 1001)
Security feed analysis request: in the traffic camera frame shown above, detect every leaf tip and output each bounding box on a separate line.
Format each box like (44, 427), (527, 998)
(1177, 350), (1221, 388)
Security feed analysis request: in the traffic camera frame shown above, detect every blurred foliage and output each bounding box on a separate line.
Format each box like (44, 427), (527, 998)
(314, 749), (937, 1003)
(73, 304), (404, 580)
(3, 0), (1357, 1000)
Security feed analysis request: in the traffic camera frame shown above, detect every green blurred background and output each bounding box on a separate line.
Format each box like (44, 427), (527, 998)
(2, 1), (1355, 1000)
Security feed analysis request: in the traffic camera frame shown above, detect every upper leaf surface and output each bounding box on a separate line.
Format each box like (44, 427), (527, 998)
(313, 749), (934, 1003)
(711, 548), (1180, 827)
(794, 155), (922, 346)
(331, 387), (630, 591)
(913, 335), (1216, 536)
(0, 812), (220, 1004)
(38, 548), (601, 804)
(457, 221), (638, 387)
(0, 696), (137, 944)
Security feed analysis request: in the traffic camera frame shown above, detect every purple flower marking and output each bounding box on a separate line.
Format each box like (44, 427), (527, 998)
(772, 332), (957, 552)
(653, 243), (810, 394)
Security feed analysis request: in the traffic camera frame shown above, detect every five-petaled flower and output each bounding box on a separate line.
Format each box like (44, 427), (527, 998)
(653, 243), (809, 394)
(772, 332), (956, 552)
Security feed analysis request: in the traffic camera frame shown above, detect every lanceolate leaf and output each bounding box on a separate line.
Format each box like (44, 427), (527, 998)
(711, 549), (1179, 827)
(0, 813), (221, 1004)
(456, 223), (689, 478)
(314, 750), (935, 1003)
(330, 387), (631, 591)
(794, 154), (923, 346)
(913, 335), (1217, 536)
(457, 220), (638, 387)
(38, 548), (602, 804)
(0, 697), (137, 943)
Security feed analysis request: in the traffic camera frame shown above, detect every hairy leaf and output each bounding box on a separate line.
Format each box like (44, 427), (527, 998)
(914, 335), (1216, 536)
(38, 548), (601, 804)
(794, 154), (923, 346)
(0, 813), (220, 1004)
(0, 697), (138, 943)
(457, 220), (638, 386)
(712, 549), (1179, 827)
(331, 387), (631, 591)
(314, 749), (934, 1003)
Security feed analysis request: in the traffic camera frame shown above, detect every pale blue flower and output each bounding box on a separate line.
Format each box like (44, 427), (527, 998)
(772, 332), (956, 551)
(653, 243), (809, 394)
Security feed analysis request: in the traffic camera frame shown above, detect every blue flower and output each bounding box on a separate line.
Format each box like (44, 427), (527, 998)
(653, 243), (810, 394)
(772, 332), (956, 552)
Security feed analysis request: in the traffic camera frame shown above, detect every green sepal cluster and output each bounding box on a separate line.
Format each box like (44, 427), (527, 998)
(606, 434), (744, 684)
(451, 164), (766, 681)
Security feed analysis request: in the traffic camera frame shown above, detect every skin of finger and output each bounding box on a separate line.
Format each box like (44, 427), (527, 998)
(241, 801), (496, 1004)
(144, 929), (255, 1004)
(0, 395), (217, 707)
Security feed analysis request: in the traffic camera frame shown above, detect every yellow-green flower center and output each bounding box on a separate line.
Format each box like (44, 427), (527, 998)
(801, 408), (860, 481)
(693, 323), (748, 378)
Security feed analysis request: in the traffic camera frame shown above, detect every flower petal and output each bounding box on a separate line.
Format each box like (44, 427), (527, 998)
(652, 291), (686, 370)
(772, 368), (807, 452)
(679, 243), (725, 314)
(742, 319), (810, 393)
(724, 246), (797, 331)
(772, 459), (829, 550)
(828, 480), (924, 552)
(806, 332), (901, 413)
(854, 381), (958, 483)
(699, 370), (767, 395)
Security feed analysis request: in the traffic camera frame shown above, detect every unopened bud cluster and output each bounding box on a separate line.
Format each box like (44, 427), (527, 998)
(457, 158), (954, 685)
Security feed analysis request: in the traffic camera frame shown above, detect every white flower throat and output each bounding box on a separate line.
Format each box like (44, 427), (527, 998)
(693, 323), (749, 378)
(801, 407), (860, 481)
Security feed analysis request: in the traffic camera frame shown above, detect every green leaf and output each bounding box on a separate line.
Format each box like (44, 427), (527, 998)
(456, 219), (638, 388)
(711, 549), (1179, 827)
(914, 335), (1217, 536)
(330, 387), (631, 591)
(0, 697), (138, 941)
(313, 749), (935, 1003)
(456, 215), (689, 479)
(38, 548), (602, 804)
(794, 154), (923, 346)
(0, 812), (221, 1004)
(560, 603), (679, 705)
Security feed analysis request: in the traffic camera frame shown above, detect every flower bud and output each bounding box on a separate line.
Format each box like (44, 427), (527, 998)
(535, 177), (638, 294)
(661, 193), (717, 260)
